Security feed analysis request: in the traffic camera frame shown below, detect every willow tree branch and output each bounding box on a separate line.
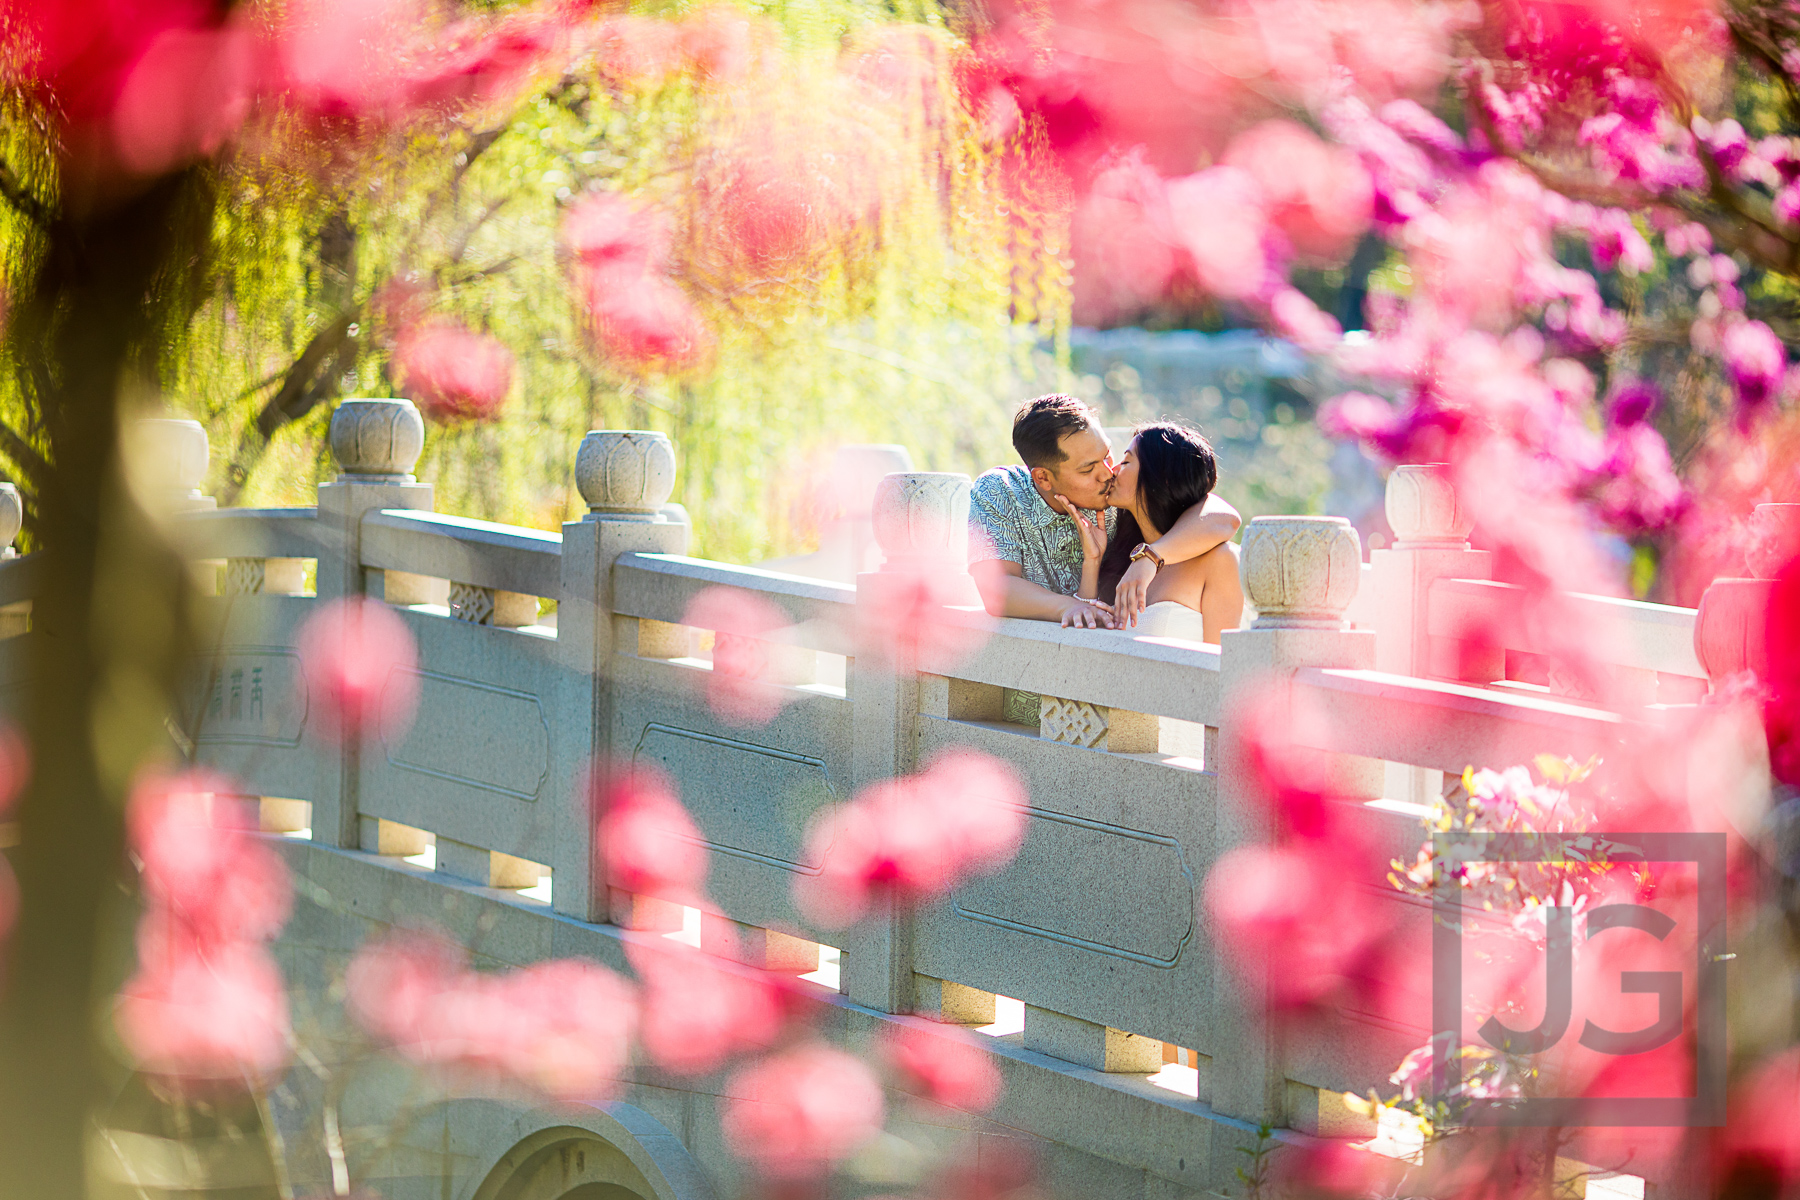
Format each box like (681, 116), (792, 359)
(0, 157), (52, 228)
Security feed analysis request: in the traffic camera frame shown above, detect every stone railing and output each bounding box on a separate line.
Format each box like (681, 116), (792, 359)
(0, 399), (1772, 1196)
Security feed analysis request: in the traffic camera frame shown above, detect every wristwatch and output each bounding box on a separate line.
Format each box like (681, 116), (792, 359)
(1128, 542), (1164, 571)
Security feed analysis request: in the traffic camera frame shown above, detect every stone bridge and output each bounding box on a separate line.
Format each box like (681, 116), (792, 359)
(3, 397), (1771, 1200)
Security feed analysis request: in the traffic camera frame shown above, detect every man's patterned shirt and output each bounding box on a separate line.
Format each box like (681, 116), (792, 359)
(967, 464), (1115, 597)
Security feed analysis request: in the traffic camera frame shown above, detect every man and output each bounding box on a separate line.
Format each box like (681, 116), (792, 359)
(968, 393), (1241, 628)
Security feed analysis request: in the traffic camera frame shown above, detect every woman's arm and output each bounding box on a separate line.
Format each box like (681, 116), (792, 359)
(1053, 493), (1108, 599)
(1113, 493), (1241, 628)
(1149, 493), (1241, 563)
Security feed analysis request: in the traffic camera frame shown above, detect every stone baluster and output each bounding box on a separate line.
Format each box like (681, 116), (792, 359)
(559, 430), (689, 925)
(1212, 515), (1375, 1129)
(1364, 463), (1493, 681)
(134, 418), (217, 513)
(1695, 502), (1800, 686)
(313, 399), (432, 850)
(0, 483), (25, 638)
(1361, 465), (1491, 806)
(845, 470), (974, 1015)
(0, 482), (21, 562)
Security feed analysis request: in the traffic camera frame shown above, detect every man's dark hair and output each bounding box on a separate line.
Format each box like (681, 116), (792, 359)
(1012, 394), (1098, 470)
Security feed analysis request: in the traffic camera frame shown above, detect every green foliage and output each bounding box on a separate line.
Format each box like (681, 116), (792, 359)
(157, 0), (1069, 563)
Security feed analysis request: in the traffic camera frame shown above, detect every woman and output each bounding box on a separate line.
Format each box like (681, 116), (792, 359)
(1068, 421), (1244, 643)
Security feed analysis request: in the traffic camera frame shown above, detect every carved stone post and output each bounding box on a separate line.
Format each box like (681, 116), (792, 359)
(844, 471), (973, 1013)
(1363, 464), (1492, 680)
(311, 399), (432, 849)
(1211, 517), (1374, 1136)
(556, 430), (688, 924)
(134, 418), (217, 513)
(1695, 502), (1800, 686)
(0, 483), (24, 637)
(1361, 465), (1490, 805)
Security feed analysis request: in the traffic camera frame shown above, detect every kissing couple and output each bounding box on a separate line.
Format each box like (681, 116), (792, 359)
(968, 393), (1245, 642)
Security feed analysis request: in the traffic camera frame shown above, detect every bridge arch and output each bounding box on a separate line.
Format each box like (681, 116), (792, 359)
(462, 1102), (716, 1200)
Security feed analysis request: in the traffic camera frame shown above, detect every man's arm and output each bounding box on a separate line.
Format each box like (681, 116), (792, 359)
(970, 559), (1115, 628)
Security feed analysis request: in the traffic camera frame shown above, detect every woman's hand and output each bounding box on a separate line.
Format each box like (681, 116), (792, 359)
(1053, 493), (1107, 562)
(1113, 555), (1158, 629)
(1058, 597), (1116, 629)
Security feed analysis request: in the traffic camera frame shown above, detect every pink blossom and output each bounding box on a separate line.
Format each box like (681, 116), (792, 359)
(561, 192), (672, 275)
(392, 319), (514, 422)
(855, 565), (990, 672)
(581, 269), (714, 376)
(677, 8), (753, 81)
(111, 25), (254, 174)
(116, 942), (291, 1084)
(128, 771), (293, 946)
(721, 1042), (885, 1179)
(295, 596), (421, 741)
(117, 768), (295, 1087)
(1203, 842), (1382, 1009)
(1224, 120), (1372, 263)
(682, 586), (796, 726)
(1766, 557), (1800, 785)
(344, 928), (463, 1047)
(882, 1024), (1001, 1111)
(1071, 154), (1177, 325)
(1164, 167), (1272, 300)
(1723, 318), (1787, 413)
(593, 763), (707, 902)
(347, 929), (637, 1105)
(795, 750), (1026, 926)
(626, 938), (786, 1075)
(1267, 287), (1341, 353)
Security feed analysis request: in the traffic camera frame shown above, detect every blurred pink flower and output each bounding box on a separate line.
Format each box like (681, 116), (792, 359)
(721, 1042), (885, 1179)
(1204, 841), (1383, 1009)
(128, 772), (292, 947)
(1268, 287), (1341, 353)
(117, 768), (295, 1086)
(116, 941), (291, 1084)
(795, 750), (1026, 926)
(626, 938), (786, 1075)
(1165, 167), (1272, 301)
(677, 7), (752, 81)
(682, 586), (795, 727)
(1224, 120), (1372, 264)
(295, 596), (421, 742)
(593, 763), (707, 902)
(561, 192), (672, 274)
(581, 269), (714, 376)
(882, 1024), (1001, 1111)
(855, 566), (990, 672)
(1765, 555), (1800, 785)
(111, 25), (255, 174)
(1722, 318), (1787, 414)
(1071, 154), (1177, 325)
(392, 319), (515, 422)
(347, 929), (637, 1105)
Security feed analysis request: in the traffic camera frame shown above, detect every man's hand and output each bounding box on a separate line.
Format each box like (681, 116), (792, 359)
(1114, 555), (1157, 628)
(1058, 597), (1116, 629)
(1052, 493), (1107, 563)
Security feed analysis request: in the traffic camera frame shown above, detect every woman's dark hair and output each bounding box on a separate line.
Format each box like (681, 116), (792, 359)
(1097, 422), (1219, 602)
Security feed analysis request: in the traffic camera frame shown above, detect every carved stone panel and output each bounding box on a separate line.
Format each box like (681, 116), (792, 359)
(632, 723), (838, 872)
(951, 808), (1196, 967)
(380, 670), (550, 800)
(191, 647), (307, 746)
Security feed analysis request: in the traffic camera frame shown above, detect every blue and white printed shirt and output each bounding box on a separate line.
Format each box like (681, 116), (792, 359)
(967, 464), (1116, 597)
